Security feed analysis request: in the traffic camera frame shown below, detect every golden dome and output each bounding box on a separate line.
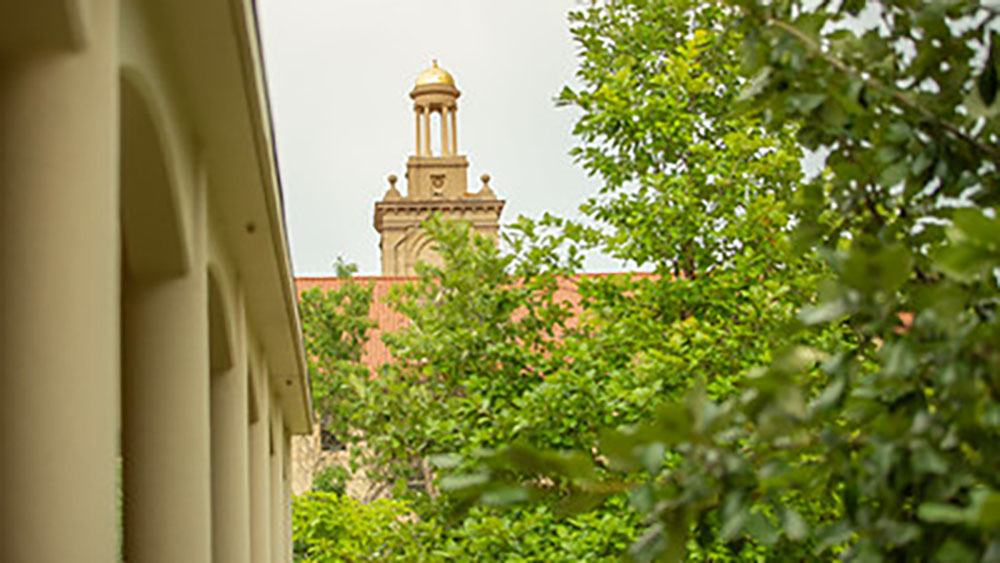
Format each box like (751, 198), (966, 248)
(414, 60), (455, 87)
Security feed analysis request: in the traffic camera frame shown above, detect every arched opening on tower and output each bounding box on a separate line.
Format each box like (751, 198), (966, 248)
(429, 110), (443, 157)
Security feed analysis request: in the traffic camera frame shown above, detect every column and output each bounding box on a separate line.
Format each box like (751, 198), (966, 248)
(249, 366), (272, 563)
(122, 269), (212, 563)
(440, 108), (450, 156)
(0, 1), (119, 562)
(210, 290), (251, 563)
(283, 431), (294, 563)
(450, 106), (457, 155)
(414, 106), (421, 156)
(270, 408), (284, 563)
(422, 105), (431, 156)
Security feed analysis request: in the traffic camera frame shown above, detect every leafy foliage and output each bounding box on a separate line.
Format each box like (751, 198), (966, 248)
(292, 492), (639, 562)
(445, 0), (1000, 561)
(349, 215), (580, 488)
(427, 500), (640, 562)
(311, 466), (351, 496)
(720, 0), (1000, 558)
(299, 0), (824, 558)
(299, 218), (644, 559)
(292, 492), (424, 561)
(332, 255), (359, 278)
(299, 280), (374, 446)
(298, 0), (1000, 560)
(559, 0), (802, 277)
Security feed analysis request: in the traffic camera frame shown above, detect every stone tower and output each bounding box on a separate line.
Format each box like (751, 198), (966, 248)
(374, 61), (504, 276)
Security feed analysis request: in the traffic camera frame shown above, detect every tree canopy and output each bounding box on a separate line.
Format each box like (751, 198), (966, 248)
(296, 0), (1000, 560)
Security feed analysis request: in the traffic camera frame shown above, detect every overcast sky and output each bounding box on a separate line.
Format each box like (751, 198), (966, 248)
(256, 0), (617, 276)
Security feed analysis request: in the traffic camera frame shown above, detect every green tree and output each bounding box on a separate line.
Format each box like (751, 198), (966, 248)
(550, 0), (830, 420)
(299, 0), (1000, 559)
(450, 0), (1000, 561)
(299, 278), (374, 454)
(300, 0), (831, 558)
(349, 214), (580, 489)
(331, 255), (358, 278)
(724, 0), (1000, 558)
(439, 0), (835, 558)
(340, 0), (827, 556)
(300, 215), (645, 560)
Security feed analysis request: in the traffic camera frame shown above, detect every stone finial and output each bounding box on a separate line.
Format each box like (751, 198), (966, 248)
(383, 174), (402, 201)
(477, 173), (496, 198)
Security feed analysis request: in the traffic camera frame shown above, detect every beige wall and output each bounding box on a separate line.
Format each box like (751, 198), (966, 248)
(377, 203), (503, 276)
(291, 427), (386, 500)
(0, 1), (311, 562)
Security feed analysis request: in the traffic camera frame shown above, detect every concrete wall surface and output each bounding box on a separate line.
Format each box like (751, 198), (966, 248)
(0, 1), (312, 562)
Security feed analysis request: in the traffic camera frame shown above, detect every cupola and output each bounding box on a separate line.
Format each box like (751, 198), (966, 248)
(410, 60), (460, 157)
(414, 60), (455, 87)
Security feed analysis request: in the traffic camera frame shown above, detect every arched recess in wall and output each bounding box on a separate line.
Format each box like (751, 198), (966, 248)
(411, 232), (442, 271)
(119, 70), (188, 280)
(392, 226), (415, 275)
(118, 67), (197, 561)
(207, 267), (234, 373)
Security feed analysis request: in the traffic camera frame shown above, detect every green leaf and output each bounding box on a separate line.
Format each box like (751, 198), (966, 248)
(952, 208), (1000, 247)
(819, 98), (848, 129)
(738, 67), (772, 102)
(783, 507), (809, 541)
(980, 32), (999, 105)
(557, 85), (578, 105)
(911, 444), (948, 475)
(439, 472), (490, 491)
(428, 453), (463, 469)
(627, 523), (668, 563)
(599, 429), (642, 472)
(975, 491), (1000, 530)
(789, 93), (827, 112)
(480, 486), (530, 506)
(745, 512), (779, 546)
(878, 162), (908, 187)
(841, 243), (912, 292)
(917, 502), (970, 525)
(555, 491), (609, 517)
(719, 507), (749, 543)
(798, 298), (849, 326)
(935, 243), (999, 282)
(810, 374), (846, 412)
(813, 521), (852, 554)
(977, 63), (997, 106)
(639, 442), (666, 474)
(934, 539), (977, 562)
(885, 121), (913, 144)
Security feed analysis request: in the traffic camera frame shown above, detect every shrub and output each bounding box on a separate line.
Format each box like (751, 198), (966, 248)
(311, 466), (350, 496)
(292, 492), (424, 562)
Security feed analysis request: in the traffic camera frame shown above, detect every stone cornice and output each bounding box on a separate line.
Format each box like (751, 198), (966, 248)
(406, 155), (468, 167)
(374, 198), (505, 232)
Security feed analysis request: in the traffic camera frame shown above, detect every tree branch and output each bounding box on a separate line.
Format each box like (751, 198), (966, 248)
(766, 18), (1000, 163)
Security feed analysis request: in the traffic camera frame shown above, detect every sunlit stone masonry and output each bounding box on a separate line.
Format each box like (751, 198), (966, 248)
(374, 61), (506, 276)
